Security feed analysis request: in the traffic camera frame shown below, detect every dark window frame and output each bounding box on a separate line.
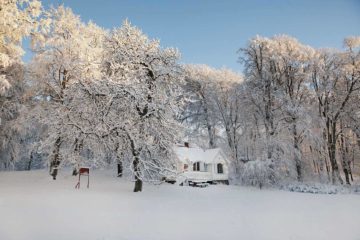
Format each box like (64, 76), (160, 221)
(193, 162), (200, 171)
(217, 163), (224, 174)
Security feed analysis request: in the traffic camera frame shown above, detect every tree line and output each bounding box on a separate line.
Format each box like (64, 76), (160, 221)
(183, 36), (360, 187)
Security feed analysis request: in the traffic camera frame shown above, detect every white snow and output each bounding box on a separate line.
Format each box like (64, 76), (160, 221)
(0, 169), (359, 240)
(175, 146), (224, 164)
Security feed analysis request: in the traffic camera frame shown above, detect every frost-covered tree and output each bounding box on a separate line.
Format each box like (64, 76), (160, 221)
(0, 0), (41, 169)
(29, 5), (105, 179)
(102, 20), (184, 192)
(310, 37), (360, 184)
(182, 64), (257, 182)
(238, 35), (318, 184)
(0, 0), (41, 93)
(29, 11), (183, 192)
(258, 35), (314, 181)
(210, 69), (244, 163)
(182, 65), (220, 148)
(239, 36), (283, 161)
(182, 65), (244, 162)
(238, 36), (291, 184)
(237, 35), (360, 186)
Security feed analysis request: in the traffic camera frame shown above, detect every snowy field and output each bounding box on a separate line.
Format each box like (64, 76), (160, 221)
(0, 170), (359, 240)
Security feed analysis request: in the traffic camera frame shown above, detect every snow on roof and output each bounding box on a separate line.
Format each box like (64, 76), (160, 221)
(175, 146), (225, 164)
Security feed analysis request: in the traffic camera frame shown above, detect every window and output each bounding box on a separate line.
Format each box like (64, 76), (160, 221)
(184, 164), (188, 171)
(193, 162), (200, 171)
(217, 163), (223, 174)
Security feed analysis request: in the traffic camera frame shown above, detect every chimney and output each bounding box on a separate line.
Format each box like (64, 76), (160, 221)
(184, 142), (189, 148)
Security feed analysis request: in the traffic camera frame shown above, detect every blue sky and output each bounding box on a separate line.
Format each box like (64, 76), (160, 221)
(26, 0), (360, 72)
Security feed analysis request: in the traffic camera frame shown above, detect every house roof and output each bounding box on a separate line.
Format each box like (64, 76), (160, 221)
(175, 146), (227, 164)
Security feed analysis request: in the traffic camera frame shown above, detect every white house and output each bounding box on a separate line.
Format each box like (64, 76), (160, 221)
(174, 143), (229, 185)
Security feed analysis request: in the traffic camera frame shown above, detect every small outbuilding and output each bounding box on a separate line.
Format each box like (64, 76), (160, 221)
(174, 143), (229, 185)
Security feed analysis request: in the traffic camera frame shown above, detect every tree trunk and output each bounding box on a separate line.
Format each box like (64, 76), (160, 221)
(203, 102), (216, 148)
(127, 132), (142, 192)
(117, 162), (123, 177)
(115, 142), (123, 177)
(264, 74), (275, 160)
(320, 131), (331, 180)
(293, 122), (302, 181)
(27, 151), (33, 171)
(225, 127), (236, 161)
(326, 120), (343, 184)
(133, 156), (142, 192)
(50, 136), (61, 180)
(350, 149), (354, 181)
(339, 123), (351, 185)
(265, 129), (273, 160)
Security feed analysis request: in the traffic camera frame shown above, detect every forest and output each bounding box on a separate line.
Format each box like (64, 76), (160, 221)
(1, 0), (360, 192)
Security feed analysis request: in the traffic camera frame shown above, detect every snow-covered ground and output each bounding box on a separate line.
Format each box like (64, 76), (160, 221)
(0, 170), (359, 240)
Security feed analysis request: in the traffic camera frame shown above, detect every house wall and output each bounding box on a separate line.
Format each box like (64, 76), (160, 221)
(211, 156), (229, 181)
(176, 152), (229, 182)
